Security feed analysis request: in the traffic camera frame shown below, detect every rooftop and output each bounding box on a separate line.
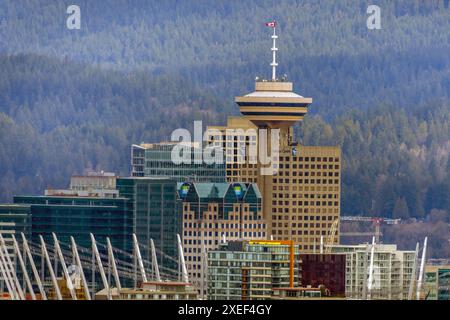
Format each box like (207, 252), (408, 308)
(177, 182), (261, 201)
(72, 171), (116, 177)
(244, 91), (304, 98)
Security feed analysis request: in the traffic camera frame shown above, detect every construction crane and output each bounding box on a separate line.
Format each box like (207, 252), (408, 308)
(325, 219), (339, 254)
(323, 216), (400, 254)
(340, 216), (400, 243)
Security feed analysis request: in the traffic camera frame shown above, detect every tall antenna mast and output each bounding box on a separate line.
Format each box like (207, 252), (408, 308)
(271, 24), (278, 81)
(264, 20), (279, 81)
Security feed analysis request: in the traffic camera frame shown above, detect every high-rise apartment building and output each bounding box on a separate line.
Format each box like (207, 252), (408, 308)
(178, 182), (267, 297)
(207, 240), (299, 300)
(330, 243), (415, 300)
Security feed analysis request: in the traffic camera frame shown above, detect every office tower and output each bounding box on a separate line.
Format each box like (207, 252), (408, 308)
(95, 281), (198, 300)
(206, 28), (341, 251)
(207, 117), (258, 183)
(14, 194), (133, 253)
(14, 174), (181, 266)
(131, 142), (226, 182)
(206, 121), (340, 252)
(12, 175), (181, 282)
(178, 181), (267, 297)
(330, 243), (416, 300)
(207, 240), (299, 300)
(116, 177), (181, 269)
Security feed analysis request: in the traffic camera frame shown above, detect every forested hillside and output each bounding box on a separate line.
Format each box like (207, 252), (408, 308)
(299, 103), (450, 218)
(1, 0), (450, 223)
(0, 55), (228, 200)
(2, 0), (450, 115)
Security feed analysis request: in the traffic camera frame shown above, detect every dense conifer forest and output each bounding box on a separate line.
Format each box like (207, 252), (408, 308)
(1, 0), (450, 231)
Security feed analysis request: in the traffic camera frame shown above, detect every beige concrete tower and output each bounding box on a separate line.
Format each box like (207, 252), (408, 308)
(207, 25), (341, 251)
(235, 80), (312, 151)
(230, 24), (341, 251)
(236, 80), (312, 128)
(235, 23), (312, 151)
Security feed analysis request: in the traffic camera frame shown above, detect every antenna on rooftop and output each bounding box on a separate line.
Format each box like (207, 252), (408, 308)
(265, 20), (278, 81)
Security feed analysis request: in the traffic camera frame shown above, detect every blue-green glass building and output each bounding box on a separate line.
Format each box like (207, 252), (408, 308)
(131, 143), (226, 182)
(0, 204), (32, 292)
(6, 176), (181, 291)
(13, 195), (133, 253)
(116, 177), (181, 270)
(0, 204), (32, 241)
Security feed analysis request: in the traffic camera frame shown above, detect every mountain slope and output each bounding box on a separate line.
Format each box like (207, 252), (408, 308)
(1, 1), (450, 223)
(0, 54), (228, 200)
(2, 0), (450, 116)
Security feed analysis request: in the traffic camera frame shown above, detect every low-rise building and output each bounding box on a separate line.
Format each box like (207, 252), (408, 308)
(69, 171), (119, 198)
(95, 281), (198, 300)
(271, 286), (346, 300)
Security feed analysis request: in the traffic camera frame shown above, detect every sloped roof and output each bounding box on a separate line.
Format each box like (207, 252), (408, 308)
(177, 182), (261, 201)
(247, 183), (262, 199)
(193, 183), (229, 199)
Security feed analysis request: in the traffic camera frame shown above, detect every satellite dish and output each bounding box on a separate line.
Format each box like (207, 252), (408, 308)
(67, 264), (79, 275)
(67, 265), (82, 289)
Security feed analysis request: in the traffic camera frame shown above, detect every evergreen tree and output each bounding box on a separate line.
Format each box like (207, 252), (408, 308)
(393, 198), (410, 220)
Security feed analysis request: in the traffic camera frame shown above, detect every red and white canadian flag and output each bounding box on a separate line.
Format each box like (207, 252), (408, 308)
(265, 20), (277, 28)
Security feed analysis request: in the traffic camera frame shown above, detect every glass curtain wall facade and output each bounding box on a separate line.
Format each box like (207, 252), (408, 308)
(13, 196), (133, 253)
(0, 204), (32, 292)
(117, 177), (181, 271)
(0, 204), (32, 242)
(131, 143), (226, 182)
